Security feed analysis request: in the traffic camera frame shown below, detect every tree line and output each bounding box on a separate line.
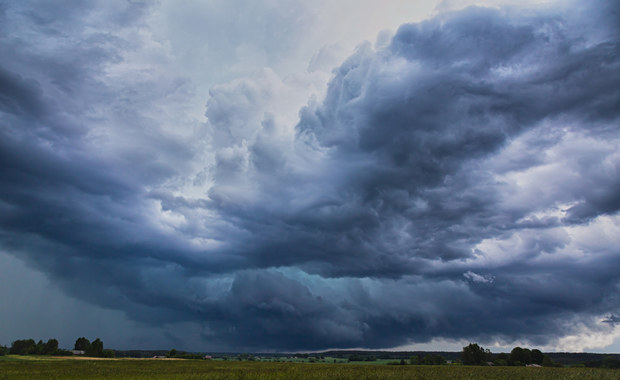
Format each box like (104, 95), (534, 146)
(73, 337), (114, 357)
(462, 343), (560, 366)
(0, 337), (113, 358)
(0, 339), (70, 356)
(462, 343), (563, 367)
(384, 354), (448, 365)
(462, 343), (620, 368)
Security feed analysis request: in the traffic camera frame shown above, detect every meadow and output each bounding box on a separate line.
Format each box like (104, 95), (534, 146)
(1, 356), (618, 380)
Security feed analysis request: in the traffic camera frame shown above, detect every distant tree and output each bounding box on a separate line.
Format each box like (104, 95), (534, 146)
(494, 352), (510, 366)
(462, 343), (491, 365)
(510, 347), (532, 365)
(409, 355), (421, 365)
(168, 348), (177, 358)
(10, 339), (37, 355)
(86, 338), (104, 357)
(74, 337), (90, 351)
(42, 339), (59, 355)
(101, 349), (115, 358)
(35, 340), (45, 355)
(421, 354), (446, 365)
(542, 355), (557, 367)
(522, 348), (532, 364)
(531, 349), (544, 365)
(55, 348), (73, 356)
(0, 345), (8, 356)
(348, 354), (363, 362)
(436, 355), (447, 365)
(601, 356), (620, 369)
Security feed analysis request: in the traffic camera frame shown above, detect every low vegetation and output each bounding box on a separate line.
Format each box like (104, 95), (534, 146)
(2, 337), (619, 379)
(1, 356), (619, 380)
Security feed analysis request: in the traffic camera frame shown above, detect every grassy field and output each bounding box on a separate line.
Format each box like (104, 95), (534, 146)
(0, 356), (618, 379)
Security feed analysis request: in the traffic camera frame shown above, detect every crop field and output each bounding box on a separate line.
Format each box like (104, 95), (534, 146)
(0, 356), (618, 380)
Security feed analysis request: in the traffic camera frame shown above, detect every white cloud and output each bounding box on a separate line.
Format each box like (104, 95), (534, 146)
(464, 271), (494, 284)
(551, 318), (620, 352)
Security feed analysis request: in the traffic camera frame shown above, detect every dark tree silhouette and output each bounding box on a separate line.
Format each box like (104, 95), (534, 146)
(74, 337), (90, 351)
(86, 338), (104, 357)
(510, 347), (532, 365)
(531, 349), (544, 365)
(10, 339), (36, 355)
(41, 339), (58, 355)
(462, 343), (491, 365)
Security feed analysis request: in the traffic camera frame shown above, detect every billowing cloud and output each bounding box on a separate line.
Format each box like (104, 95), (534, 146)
(1, 0), (619, 351)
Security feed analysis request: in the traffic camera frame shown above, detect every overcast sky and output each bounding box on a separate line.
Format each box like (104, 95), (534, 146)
(1, 0), (619, 353)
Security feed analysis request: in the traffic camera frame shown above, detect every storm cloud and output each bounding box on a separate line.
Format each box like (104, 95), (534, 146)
(1, 0), (620, 351)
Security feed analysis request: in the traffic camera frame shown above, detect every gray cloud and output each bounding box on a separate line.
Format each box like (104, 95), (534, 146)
(1, 0), (620, 351)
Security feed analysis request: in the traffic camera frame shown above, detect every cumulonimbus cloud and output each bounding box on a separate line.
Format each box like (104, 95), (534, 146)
(1, 0), (619, 351)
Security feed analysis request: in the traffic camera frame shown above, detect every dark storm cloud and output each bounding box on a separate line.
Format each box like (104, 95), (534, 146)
(219, 4), (620, 275)
(0, 66), (48, 119)
(2, 0), (620, 351)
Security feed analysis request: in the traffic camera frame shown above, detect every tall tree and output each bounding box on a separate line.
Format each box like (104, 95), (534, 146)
(42, 339), (59, 355)
(510, 347), (532, 365)
(86, 338), (104, 357)
(531, 349), (544, 365)
(462, 343), (491, 365)
(74, 337), (90, 351)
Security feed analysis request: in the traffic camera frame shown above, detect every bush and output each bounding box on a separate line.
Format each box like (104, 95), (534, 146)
(182, 354), (204, 360)
(602, 357), (620, 369)
(542, 355), (557, 367)
(421, 354), (446, 365)
(54, 349), (73, 356)
(101, 349), (115, 358)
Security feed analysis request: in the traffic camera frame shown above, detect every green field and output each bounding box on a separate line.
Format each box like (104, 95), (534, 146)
(0, 356), (617, 379)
